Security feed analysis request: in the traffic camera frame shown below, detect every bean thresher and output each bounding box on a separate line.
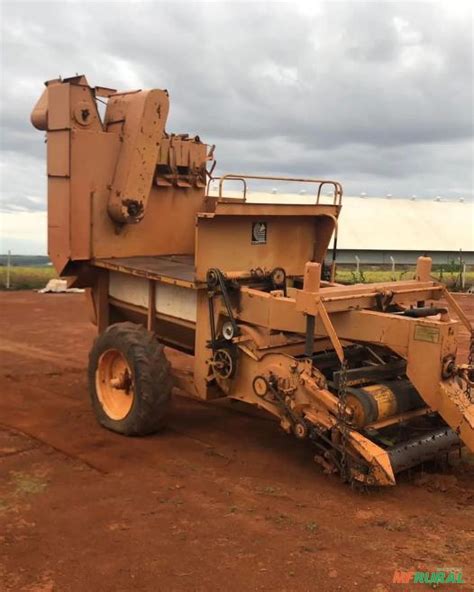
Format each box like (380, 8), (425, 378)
(31, 75), (474, 486)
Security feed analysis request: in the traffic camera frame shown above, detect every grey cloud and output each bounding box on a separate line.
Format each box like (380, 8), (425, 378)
(0, 0), (472, 214)
(1, 194), (45, 213)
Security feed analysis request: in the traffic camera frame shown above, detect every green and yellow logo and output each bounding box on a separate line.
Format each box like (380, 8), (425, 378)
(393, 567), (465, 586)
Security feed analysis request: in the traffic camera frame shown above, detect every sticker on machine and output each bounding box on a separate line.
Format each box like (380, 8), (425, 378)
(414, 324), (440, 343)
(252, 221), (267, 245)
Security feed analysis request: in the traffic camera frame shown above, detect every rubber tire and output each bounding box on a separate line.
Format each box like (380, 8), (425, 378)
(88, 322), (173, 436)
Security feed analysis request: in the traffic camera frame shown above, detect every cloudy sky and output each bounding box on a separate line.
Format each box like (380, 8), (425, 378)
(0, 0), (473, 253)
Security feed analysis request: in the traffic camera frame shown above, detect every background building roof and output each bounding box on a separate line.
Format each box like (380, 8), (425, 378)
(215, 190), (474, 252)
(336, 197), (473, 252)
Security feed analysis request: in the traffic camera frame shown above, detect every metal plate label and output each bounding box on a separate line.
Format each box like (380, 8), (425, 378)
(414, 324), (440, 343)
(251, 221), (267, 245)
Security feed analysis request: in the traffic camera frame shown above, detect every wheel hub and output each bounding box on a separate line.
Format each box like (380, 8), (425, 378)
(96, 349), (135, 420)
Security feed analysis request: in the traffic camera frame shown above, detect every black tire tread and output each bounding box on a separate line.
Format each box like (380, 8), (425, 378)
(88, 322), (173, 436)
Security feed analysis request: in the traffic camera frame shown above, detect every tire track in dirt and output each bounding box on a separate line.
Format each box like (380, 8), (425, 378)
(0, 423), (106, 474)
(0, 338), (84, 369)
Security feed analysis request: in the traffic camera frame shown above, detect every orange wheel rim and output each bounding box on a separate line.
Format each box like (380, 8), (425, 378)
(96, 349), (135, 420)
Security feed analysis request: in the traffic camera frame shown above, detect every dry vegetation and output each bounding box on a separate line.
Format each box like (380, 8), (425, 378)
(1, 265), (473, 291)
(335, 266), (474, 290)
(0, 266), (57, 290)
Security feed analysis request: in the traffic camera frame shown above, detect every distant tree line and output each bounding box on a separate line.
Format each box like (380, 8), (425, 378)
(0, 255), (51, 267)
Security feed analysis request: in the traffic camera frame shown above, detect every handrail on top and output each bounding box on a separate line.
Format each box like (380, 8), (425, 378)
(211, 173), (343, 206)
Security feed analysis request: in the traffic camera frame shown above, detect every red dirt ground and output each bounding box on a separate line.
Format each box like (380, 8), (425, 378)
(1, 292), (473, 592)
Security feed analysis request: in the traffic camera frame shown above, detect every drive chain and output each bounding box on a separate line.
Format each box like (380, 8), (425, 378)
(337, 358), (351, 483)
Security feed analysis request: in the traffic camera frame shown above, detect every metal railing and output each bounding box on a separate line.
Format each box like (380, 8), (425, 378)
(208, 173), (343, 206)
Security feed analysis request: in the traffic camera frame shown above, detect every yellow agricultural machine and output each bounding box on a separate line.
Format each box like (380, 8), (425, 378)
(32, 75), (474, 486)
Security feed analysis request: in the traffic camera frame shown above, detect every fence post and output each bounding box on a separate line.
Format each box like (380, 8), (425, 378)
(355, 255), (360, 275)
(6, 250), (11, 289)
(390, 256), (396, 281)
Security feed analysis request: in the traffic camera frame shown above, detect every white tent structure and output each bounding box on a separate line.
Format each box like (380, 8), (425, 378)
(211, 188), (474, 265)
(335, 197), (474, 265)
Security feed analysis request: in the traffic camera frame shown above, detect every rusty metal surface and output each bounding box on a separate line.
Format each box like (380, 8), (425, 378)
(195, 214), (336, 282)
(31, 75), (211, 274)
(388, 428), (460, 473)
(93, 255), (196, 286)
(106, 89), (170, 224)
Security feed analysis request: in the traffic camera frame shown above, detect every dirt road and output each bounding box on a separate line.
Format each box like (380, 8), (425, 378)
(1, 292), (473, 592)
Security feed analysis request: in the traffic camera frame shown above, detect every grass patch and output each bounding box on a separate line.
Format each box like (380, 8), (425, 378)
(0, 266), (57, 290)
(265, 513), (294, 527)
(335, 268), (474, 288)
(336, 269), (413, 284)
(11, 471), (48, 496)
(255, 485), (285, 497)
(1, 265), (473, 291)
(305, 521), (319, 534)
(0, 472), (49, 515)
